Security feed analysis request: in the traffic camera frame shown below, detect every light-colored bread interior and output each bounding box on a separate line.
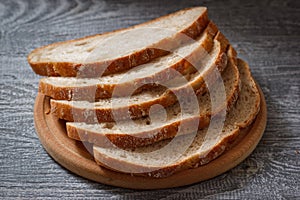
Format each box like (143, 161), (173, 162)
(92, 59), (260, 177)
(29, 7), (207, 64)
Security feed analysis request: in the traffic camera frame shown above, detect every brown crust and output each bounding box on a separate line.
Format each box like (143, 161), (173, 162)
(50, 30), (230, 123)
(38, 21), (218, 101)
(49, 55), (222, 122)
(28, 7), (209, 77)
(92, 59), (261, 178)
(92, 126), (242, 178)
(65, 47), (240, 149)
(67, 115), (210, 149)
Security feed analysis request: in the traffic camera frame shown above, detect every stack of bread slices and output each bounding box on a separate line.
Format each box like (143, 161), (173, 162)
(28, 7), (261, 178)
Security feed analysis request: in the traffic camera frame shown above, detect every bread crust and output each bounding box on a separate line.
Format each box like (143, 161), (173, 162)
(38, 21), (219, 101)
(28, 7), (209, 77)
(50, 54), (224, 123)
(93, 127), (242, 178)
(50, 30), (230, 123)
(92, 58), (261, 178)
(65, 47), (240, 148)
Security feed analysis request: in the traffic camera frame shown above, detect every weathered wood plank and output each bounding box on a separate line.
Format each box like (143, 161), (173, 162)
(0, 0), (299, 199)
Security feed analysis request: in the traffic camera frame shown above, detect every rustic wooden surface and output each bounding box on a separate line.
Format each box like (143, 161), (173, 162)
(0, 0), (299, 199)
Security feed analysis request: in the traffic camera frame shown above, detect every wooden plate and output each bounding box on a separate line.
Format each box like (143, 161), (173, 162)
(34, 85), (267, 190)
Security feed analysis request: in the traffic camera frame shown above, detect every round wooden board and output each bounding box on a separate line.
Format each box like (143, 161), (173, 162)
(34, 85), (267, 190)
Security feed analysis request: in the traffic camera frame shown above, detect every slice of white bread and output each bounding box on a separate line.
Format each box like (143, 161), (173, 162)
(28, 7), (209, 77)
(38, 22), (218, 100)
(92, 58), (260, 178)
(50, 32), (230, 123)
(66, 49), (240, 148)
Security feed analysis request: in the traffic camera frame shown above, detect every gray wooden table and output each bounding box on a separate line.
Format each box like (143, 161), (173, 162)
(1, 0), (299, 199)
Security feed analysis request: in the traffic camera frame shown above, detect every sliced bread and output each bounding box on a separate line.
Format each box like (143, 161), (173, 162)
(66, 49), (240, 148)
(38, 21), (218, 100)
(50, 32), (230, 123)
(28, 7), (209, 77)
(92, 58), (260, 178)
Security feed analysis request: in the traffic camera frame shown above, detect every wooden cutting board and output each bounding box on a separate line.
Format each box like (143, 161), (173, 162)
(33, 84), (267, 190)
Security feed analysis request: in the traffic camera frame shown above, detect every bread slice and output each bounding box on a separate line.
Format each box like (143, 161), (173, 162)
(66, 49), (240, 148)
(50, 32), (230, 123)
(38, 21), (218, 100)
(28, 7), (209, 77)
(92, 58), (260, 178)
